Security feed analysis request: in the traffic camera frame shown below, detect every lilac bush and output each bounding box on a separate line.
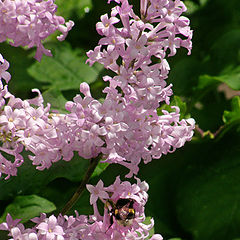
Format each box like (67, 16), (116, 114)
(0, 0), (196, 239)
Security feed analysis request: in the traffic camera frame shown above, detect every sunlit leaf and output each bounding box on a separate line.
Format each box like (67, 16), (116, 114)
(223, 96), (240, 124)
(158, 95), (189, 119)
(27, 43), (103, 91)
(143, 216), (155, 239)
(42, 88), (68, 113)
(198, 67), (240, 92)
(55, 0), (92, 19)
(92, 162), (109, 178)
(168, 238), (183, 240)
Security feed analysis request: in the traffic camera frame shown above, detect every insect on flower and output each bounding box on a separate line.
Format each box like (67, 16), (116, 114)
(105, 198), (136, 229)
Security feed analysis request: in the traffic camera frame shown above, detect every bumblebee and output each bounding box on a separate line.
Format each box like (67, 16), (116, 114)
(106, 198), (136, 228)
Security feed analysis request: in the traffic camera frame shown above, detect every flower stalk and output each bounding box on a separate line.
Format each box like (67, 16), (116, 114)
(61, 154), (101, 215)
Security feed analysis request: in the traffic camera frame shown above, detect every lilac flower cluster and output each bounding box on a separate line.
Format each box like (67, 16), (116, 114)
(0, 54), (56, 178)
(0, 0), (195, 180)
(0, 56), (194, 179)
(0, 177), (163, 239)
(0, 0), (74, 61)
(83, 0), (195, 176)
(65, 82), (195, 178)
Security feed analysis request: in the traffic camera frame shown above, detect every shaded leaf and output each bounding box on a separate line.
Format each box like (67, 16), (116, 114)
(191, 85), (229, 132)
(184, 1), (200, 14)
(0, 195), (56, 223)
(42, 88), (68, 113)
(176, 134), (240, 240)
(0, 152), (89, 201)
(197, 75), (218, 90)
(216, 96), (240, 139)
(210, 30), (240, 73)
(40, 178), (87, 214)
(167, 56), (202, 96)
(0, 152), (109, 204)
(0, 43), (37, 99)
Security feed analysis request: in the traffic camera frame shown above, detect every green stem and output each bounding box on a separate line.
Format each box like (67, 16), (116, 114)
(61, 155), (101, 215)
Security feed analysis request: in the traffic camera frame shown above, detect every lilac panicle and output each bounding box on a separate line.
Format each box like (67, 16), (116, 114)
(0, 0), (74, 61)
(0, 0), (195, 180)
(84, 0), (195, 176)
(0, 177), (163, 239)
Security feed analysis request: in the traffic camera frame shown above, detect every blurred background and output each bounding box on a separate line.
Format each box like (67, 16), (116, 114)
(0, 0), (240, 239)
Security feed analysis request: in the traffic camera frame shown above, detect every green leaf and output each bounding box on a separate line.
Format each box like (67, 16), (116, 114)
(27, 43), (103, 91)
(42, 88), (68, 113)
(158, 95), (189, 119)
(196, 65), (240, 94)
(0, 152), (110, 203)
(0, 152), (89, 201)
(197, 75), (219, 90)
(143, 216), (155, 239)
(175, 134), (240, 240)
(215, 66), (240, 90)
(198, 67), (240, 91)
(167, 56), (202, 96)
(55, 0), (92, 19)
(223, 96), (240, 124)
(217, 96), (240, 138)
(92, 162), (109, 178)
(168, 238), (183, 240)
(0, 195), (56, 223)
(210, 30), (240, 73)
(0, 43), (37, 99)
(193, 75), (220, 106)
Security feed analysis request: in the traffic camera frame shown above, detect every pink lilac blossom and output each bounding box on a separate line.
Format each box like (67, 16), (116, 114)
(0, 177), (163, 240)
(0, 0), (195, 180)
(0, 0), (74, 61)
(83, 0), (195, 177)
(0, 54), (11, 84)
